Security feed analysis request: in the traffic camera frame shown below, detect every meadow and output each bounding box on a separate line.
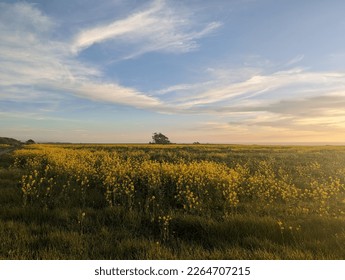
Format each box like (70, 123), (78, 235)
(1, 143), (345, 259)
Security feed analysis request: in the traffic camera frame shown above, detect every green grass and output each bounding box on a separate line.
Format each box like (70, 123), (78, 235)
(1, 145), (345, 259)
(1, 205), (344, 259)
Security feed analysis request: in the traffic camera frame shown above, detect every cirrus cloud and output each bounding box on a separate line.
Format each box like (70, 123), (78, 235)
(71, 0), (221, 58)
(0, 2), (161, 111)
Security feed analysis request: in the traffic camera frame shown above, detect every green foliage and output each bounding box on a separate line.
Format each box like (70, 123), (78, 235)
(0, 137), (22, 146)
(150, 132), (171, 144)
(26, 139), (36, 144)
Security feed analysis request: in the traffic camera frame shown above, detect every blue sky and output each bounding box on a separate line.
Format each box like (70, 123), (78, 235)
(1, 0), (345, 143)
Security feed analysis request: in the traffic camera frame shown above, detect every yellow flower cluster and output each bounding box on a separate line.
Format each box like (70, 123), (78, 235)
(13, 144), (345, 217)
(240, 161), (299, 206)
(301, 177), (344, 215)
(0, 144), (10, 148)
(157, 215), (172, 241)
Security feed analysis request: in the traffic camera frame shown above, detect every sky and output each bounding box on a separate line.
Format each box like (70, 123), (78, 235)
(1, 0), (345, 143)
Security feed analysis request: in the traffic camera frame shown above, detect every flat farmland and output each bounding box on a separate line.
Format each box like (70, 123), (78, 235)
(1, 144), (345, 259)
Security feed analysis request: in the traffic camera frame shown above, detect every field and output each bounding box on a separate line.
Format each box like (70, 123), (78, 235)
(1, 144), (345, 259)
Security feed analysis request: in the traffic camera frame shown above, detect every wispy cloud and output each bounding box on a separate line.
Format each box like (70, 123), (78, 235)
(0, 2), (161, 112)
(0, 2), (54, 33)
(153, 67), (345, 141)
(0, 1), (224, 113)
(285, 54), (304, 66)
(243, 95), (345, 133)
(71, 0), (221, 58)
(157, 68), (345, 111)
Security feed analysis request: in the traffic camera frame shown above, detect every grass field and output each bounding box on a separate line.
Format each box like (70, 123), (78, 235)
(1, 144), (345, 259)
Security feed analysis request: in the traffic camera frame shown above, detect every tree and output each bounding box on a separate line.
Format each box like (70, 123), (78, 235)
(26, 139), (36, 144)
(150, 132), (171, 144)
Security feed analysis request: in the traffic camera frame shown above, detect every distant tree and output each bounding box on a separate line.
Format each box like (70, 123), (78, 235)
(150, 132), (171, 144)
(193, 142), (200, 145)
(26, 139), (35, 144)
(0, 137), (22, 146)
